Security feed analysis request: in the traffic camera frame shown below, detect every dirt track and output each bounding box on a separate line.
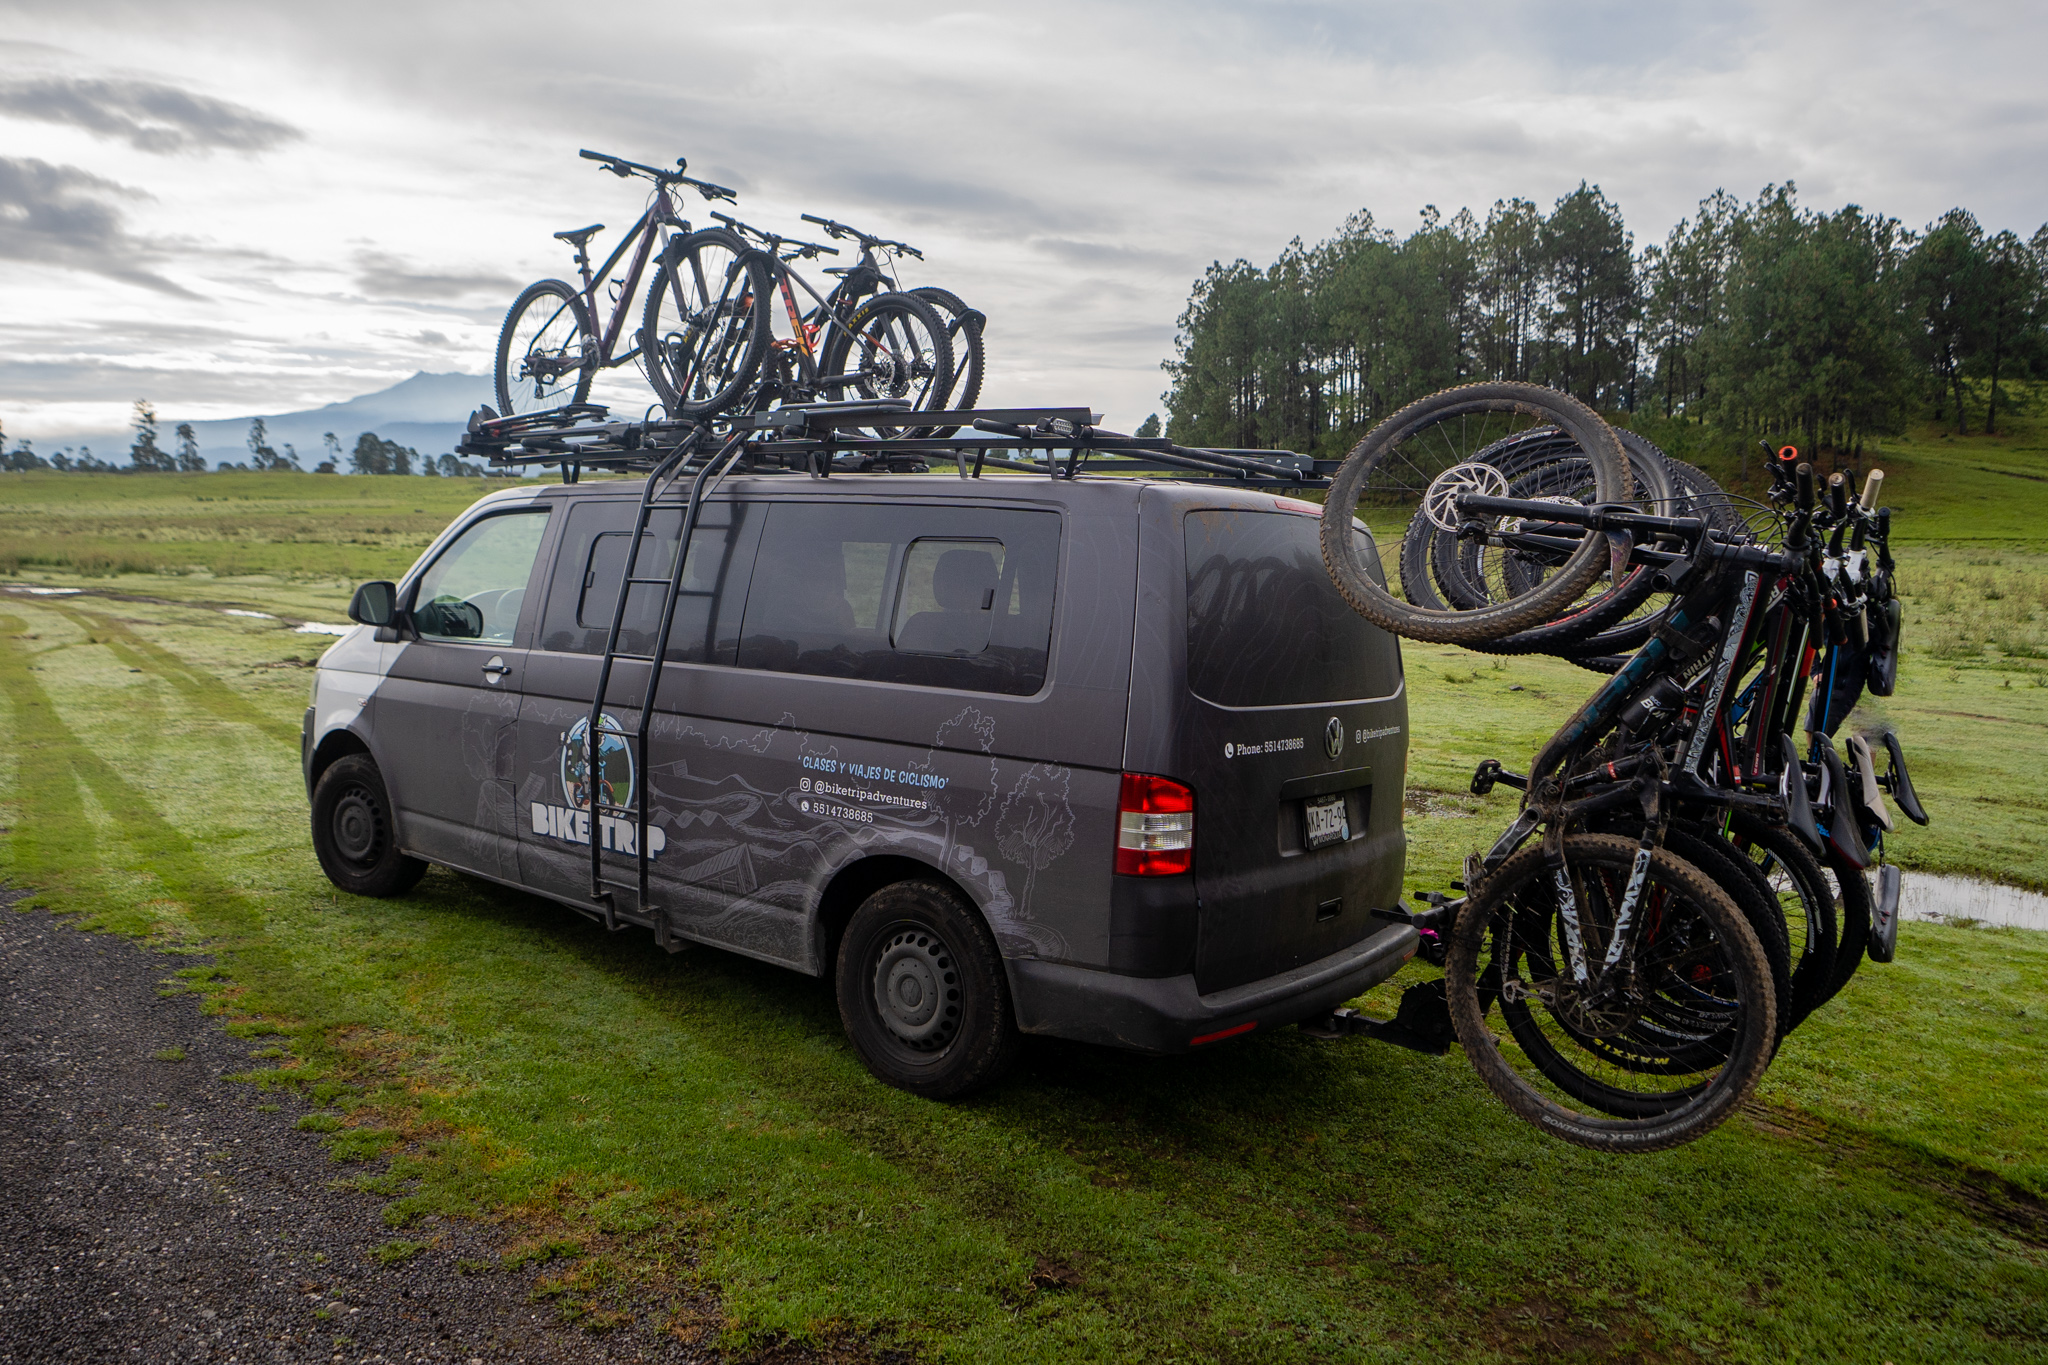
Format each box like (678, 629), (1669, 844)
(0, 896), (708, 1364)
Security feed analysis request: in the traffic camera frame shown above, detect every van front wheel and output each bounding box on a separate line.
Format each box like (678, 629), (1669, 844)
(311, 754), (427, 898)
(836, 880), (1020, 1099)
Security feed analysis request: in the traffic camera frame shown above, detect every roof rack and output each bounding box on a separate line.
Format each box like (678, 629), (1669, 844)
(456, 400), (1333, 487)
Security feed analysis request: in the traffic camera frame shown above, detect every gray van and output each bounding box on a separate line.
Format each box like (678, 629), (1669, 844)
(303, 473), (1417, 1096)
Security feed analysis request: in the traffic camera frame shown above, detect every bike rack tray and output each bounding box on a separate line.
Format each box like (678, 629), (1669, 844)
(455, 401), (1332, 487)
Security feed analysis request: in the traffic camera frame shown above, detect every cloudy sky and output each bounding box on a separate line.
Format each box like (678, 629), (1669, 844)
(3, 0), (2045, 445)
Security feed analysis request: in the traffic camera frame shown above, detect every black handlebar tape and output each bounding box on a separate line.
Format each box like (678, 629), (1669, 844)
(1827, 472), (1848, 520)
(1795, 462), (1815, 512)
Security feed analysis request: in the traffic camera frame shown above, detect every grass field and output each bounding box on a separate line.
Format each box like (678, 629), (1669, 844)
(3, 420), (2046, 1362)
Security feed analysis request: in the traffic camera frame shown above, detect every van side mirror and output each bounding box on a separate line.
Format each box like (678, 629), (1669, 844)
(348, 580), (399, 627)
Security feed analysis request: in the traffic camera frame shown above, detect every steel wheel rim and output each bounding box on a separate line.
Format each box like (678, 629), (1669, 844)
(871, 925), (962, 1051)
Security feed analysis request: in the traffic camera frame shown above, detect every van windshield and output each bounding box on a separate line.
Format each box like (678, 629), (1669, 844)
(1183, 507), (1396, 707)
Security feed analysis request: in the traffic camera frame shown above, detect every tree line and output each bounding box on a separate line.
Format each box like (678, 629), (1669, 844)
(1, 402), (498, 477)
(1160, 183), (2048, 459)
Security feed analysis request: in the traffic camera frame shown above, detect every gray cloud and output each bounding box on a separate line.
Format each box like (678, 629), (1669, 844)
(0, 157), (194, 296)
(0, 75), (300, 155)
(352, 251), (518, 301)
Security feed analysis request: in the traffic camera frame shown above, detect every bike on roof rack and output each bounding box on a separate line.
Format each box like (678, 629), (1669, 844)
(493, 150), (741, 421)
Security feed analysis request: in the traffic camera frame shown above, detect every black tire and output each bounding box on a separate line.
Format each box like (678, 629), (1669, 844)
(495, 280), (593, 418)
(641, 229), (772, 418)
(1660, 826), (1794, 1046)
(1445, 834), (1776, 1152)
(816, 291), (956, 438)
(1821, 849), (1875, 1004)
(310, 754), (427, 898)
(908, 286), (985, 436)
(835, 880), (1019, 1099)
(1725, 815), (1841, 1028)
(1320, 382), (1630, 645)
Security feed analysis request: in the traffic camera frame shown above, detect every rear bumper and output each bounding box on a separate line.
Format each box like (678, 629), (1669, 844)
(1008, 923), (1418, 1054)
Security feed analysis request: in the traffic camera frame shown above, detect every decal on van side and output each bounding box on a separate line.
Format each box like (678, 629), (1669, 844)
(530, 713), (669, 858)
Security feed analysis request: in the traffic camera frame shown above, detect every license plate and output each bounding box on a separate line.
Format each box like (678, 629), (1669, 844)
(1304, 793), (1350, 850)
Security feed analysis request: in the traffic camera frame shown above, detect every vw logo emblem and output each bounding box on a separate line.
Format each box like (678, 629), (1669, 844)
(1324, 717), (1344, 760)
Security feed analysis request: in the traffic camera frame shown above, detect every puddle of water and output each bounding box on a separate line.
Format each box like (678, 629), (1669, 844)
(293, 623), (351, 636)
(222, 609), (276, 620)
(1898, 872), (2048, 932)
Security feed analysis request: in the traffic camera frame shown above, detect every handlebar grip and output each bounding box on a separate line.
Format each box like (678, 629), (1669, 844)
(971, 417), (1024, 436)
(1827, 472), (1848, 519)
(578, 149), (608, 161)
(1795, 462), (1815, 513)
(801, 213), (831, 227)
(1861, 468), (1884, 511)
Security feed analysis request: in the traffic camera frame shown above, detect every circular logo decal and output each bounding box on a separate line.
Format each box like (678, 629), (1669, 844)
(1224, 742), (1235, 758)
(562, 713), (633, 813)
(1325, 717), (1345, 760)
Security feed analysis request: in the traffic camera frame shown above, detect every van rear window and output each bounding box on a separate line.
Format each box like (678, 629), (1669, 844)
(1183, 508), (1394, 707)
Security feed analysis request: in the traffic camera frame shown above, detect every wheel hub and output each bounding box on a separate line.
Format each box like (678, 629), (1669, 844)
(872, 928), (961, 1050)
(332, 788), (380, 864)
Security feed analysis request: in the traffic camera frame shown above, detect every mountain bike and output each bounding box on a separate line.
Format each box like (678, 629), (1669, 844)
(641, 212), (954, 432)
(493, 150), (740, 419)
(1318, 385), (1928, 1149)
(799, 213), (986, 425)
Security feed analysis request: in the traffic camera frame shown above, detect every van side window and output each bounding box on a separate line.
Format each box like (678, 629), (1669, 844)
(738, 503), (1058, 695)
(537, 500), (761, 661)
(1183, 509), (1397, 706)
(410, 510), (551, 644)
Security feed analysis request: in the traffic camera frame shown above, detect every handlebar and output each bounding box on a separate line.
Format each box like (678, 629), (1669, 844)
(578, 149), (737, 202)
(1795, 462), (1815, 513)
(1861, 468), (1884, 512)
(800, 212), (923, 259)
(1827, 471), (1848, 521)
(711, 212), (838, 258)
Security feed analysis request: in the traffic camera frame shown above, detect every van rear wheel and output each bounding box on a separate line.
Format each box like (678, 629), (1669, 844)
(836, 880), (1019, 1099)
(311, 754), (427, 898)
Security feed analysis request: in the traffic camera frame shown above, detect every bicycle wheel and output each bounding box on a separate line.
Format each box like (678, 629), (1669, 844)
(495, 279), (593, 418)
(1820, 848), (1875, 1005)
(815, 290), (955, 438)
(1445, 833), (1776, 1152)
(1398, 426), (1673, 656)
(1320, 382), (1631, 645)
(909, 285), (984, 436)
(1725, 815), (1841, 1029)
(641, 228), (772, 418)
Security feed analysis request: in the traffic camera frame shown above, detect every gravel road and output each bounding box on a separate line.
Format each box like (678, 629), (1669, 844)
(0, 896), (727, 1364)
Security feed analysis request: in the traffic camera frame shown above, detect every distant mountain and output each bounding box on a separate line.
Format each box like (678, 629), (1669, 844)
(39, 372), (493, 469)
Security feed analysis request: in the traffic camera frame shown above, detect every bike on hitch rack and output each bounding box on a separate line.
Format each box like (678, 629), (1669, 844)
(1309, 381), (1928, 1152)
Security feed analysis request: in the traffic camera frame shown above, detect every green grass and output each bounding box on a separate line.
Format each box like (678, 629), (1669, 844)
(2, 462), (2046, 1361)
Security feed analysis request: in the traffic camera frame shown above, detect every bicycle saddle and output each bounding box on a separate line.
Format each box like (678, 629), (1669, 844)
(825, 265), (857, 276)
(553, 224), (604, 247)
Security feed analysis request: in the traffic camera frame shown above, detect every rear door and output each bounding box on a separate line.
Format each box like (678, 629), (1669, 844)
(1135, 495), (1410, 993)
(376, 506), (553, 881)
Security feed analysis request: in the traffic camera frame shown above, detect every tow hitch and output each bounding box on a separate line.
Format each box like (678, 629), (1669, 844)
(1301, 899), (1458, 1054)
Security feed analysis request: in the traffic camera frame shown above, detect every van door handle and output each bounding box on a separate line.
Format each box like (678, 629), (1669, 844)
(481, 656), (511, 683)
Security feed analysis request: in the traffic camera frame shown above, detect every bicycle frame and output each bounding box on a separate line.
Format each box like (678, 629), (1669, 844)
(564, 182), (693, 372)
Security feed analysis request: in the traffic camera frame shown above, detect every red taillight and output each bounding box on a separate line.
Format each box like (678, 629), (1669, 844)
(1116, 772), (1194, 876)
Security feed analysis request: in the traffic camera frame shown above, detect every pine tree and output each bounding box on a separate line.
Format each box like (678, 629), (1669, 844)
(174, 423), (205, 471)
(130, 401), (170, 470)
